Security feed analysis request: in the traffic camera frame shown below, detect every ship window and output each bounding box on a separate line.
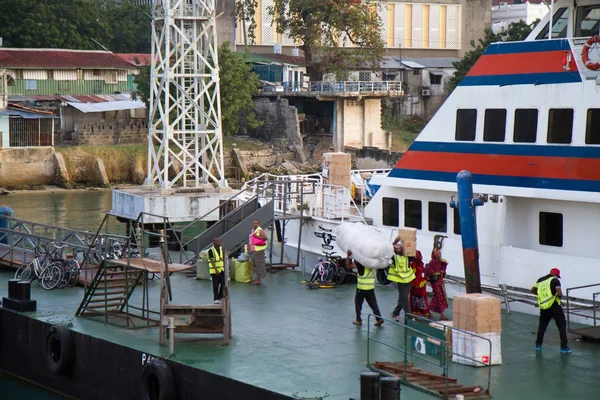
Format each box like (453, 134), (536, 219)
(585, 109), (600, 144)
(576, 6), (600, 37)
(539, 212), (563, 247)
(483, 109), (507, 142)
(455, 109), (477, 141)
(428, 202), (447, 233)
(536, 7), (568, 39)
(382, 197), (399, 227)
(513, 109), (538, 143)
(547, 109), (573, 144)
(404, 200), (422, 230)
(453, 207), (461, 235)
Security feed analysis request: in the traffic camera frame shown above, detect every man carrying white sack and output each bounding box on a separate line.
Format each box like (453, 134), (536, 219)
(389, 238), (415, 322)
(347, 249), (384, 327)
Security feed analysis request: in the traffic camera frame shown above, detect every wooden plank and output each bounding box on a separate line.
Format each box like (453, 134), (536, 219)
(85, 302), (124, 309)
(445, 386), (484, 394)
(109, 257), (192, 273)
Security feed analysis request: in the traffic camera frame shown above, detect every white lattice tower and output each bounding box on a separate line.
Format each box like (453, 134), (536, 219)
(147, 0), (226, 189)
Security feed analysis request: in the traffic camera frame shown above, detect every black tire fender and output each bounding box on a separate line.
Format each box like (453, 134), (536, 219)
(376, 268), (391, 286)
(141, 359), (175, 400)
(45, 324), (74, 375)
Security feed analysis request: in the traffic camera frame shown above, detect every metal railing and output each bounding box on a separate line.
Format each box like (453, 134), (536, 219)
(566, 283), (600, 336)
(266, 80), (403, 94)
(367, 313), (492, 399)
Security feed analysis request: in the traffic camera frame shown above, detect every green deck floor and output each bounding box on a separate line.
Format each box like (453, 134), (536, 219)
(1, 267), (599, 400)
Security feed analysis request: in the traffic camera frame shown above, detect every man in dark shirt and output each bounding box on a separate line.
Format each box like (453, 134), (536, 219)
(530, 268), (571, 353)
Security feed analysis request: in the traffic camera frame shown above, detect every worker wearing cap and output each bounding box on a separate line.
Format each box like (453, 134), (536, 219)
(531, 268), (571, 353)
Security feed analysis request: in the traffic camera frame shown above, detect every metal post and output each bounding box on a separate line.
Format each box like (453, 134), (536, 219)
(168, 317), (175, 356)
(450, 170), (485, 294)
(296, 183), (304, 268)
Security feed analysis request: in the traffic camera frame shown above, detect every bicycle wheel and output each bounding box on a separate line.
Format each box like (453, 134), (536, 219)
(334, 266), (346, 284)
(67, 259), (80, 287)
(15, 263), (33, 282)
(309, 267), (320, 283)
(41, 265), (63, 290)
(376, 268), (391, 285)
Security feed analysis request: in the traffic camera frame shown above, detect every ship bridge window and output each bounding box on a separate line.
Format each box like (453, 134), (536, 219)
(513, 109), (538, 143)
(453, 207), (461, 235)
(576, 6), (600, 37)
(382, 197), (399, 227)
(536, 7), (568, 40)
(547, 108), (573, 144)
(428, 202), (447, 233)
(585, 109), (600, 144)
(455, 109), (477, 141)
(404, 199), (422, 230)
(483, 109), (507, 142)
(539, 212), (563, 247)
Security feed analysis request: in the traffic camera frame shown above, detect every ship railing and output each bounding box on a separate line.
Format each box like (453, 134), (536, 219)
(278, 80), (403, 95)
(310, 183), (366, 223)
(566, 283), (600, 339)
(350, 168), (391, 207)
(366, 313), (492, 398)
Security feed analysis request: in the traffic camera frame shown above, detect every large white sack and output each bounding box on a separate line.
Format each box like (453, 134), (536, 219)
(334, 223), (394, 269)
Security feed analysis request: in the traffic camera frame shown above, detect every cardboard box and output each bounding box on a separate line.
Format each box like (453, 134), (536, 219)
(452, 330), (502, 366)
(452, 293), (502, 333)
(403, 240), (417, 257)
(398, 227), (417, 241)
(323, 152), (351, 189)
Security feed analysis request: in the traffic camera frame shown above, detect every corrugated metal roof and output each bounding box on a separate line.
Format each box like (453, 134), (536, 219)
(115, 53), (151, 67)
(0, 48), (133, 69)
(0, 109), (56, 119)
(380, 56), (407, 69)
(404, 57), (461, 68)
(401, 60), (426, 69)
(67, 100), (146, 113)
(7, 94), (135, 104)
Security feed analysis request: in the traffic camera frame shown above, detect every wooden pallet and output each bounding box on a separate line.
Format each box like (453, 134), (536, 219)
(373, 362), (492, 399)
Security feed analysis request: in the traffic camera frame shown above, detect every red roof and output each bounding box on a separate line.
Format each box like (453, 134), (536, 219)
(116, 53), (151, 67)
(0, 48), (134, 69)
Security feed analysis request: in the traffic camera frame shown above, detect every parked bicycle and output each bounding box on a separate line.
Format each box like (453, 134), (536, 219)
(14, 242), (80, 290)
(307, 252), (346, 288)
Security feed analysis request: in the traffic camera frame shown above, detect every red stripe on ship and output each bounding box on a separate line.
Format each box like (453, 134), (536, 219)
(467, 51), (578, 76)
(394, 151), (600, 181)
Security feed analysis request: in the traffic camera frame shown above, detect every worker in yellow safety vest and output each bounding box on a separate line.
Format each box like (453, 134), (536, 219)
(347, 250), (384, 327)
(208, 237), (225, 304)
(531, 268), (571, 353)
(389, 238), (415, 322)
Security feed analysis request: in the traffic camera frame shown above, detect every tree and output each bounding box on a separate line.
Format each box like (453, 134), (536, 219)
(447, 20), (540, 93)
(133, 42), (261, 136)
(237, 0), (385, 78)
(105, 0), (152, 53)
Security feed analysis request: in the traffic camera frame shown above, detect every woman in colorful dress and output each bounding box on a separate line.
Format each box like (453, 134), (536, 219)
(409, 251), (430, 317)
(425, 248), (449, 320)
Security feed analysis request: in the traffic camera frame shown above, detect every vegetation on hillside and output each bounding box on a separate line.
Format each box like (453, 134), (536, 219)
(384, 115), (427, 153)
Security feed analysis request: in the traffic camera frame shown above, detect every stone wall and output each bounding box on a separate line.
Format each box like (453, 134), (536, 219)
(75, 119), (147, 146)
(249, 97), (302, 150)
(0, 147), (56, 187)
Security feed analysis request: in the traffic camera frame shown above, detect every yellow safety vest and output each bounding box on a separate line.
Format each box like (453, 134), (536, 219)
(537, 276), (560, 310)
(252, 227), (267, 251)
(357, 268), (375, 290)
(387, 254), (415, 284)
(208, 246), (224, 274)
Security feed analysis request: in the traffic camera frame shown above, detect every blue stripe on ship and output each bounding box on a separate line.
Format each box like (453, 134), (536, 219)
(407, 142), (600, 159)
(460, 71), (582, 86)
(387, 169), (600, 193)
(484, 39), (572, 55)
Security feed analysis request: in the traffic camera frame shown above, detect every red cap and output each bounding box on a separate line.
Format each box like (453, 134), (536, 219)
(550, 268), (561, 278)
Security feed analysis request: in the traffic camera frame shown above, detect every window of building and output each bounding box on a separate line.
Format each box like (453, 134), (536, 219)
(404, 200), (422, 230)
(429, 72), (442, 85)
(539, 212), (563, 247)
(586, 109), (600, 144)
(382, 197), (399, 227)
(536, 8), (568, 39)
(483, 109), (507, 142)
(359, 72), (371, 81)
(547, 109), (573, 144)
(453, 206), (461, 235)
(25, 80), (37, 91)
(428, 202), (447, 233)
(576, 6), (600, 37)
(455, 109), (477, 141)
(513, 109), (538, 143)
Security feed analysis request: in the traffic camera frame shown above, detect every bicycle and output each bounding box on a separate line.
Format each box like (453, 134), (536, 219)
(307, 251), (346, 288)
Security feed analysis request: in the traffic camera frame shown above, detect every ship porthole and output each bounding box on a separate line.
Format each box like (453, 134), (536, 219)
(141, 359), (175, 400)
(44, 325), (74, 375)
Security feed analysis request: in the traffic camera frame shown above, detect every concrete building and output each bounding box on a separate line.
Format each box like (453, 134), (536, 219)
(491, 2), (549, 26)
(237, 0), (491, 59)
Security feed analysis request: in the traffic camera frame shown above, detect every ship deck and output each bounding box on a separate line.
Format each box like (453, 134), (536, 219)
(1, 267), (600, 400)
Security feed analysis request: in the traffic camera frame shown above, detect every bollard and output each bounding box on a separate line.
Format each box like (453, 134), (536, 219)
(8, 279), (19, 298)
(380, 376), (401, 400)
(360, 371), (380, 400)
(16, 281), (31, 301)
(168, 317), (175, 356)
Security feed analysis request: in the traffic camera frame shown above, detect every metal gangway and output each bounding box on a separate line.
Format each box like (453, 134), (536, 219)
(566, 283), (600, 340)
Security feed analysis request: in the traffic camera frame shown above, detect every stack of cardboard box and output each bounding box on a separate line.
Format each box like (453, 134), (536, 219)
(397, 227), (417, 257)
(451, 293), (502, 366)
(323, 152), (351, 189)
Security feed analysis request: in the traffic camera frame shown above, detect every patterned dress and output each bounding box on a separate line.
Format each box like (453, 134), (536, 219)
(425, 251), (449, 314)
